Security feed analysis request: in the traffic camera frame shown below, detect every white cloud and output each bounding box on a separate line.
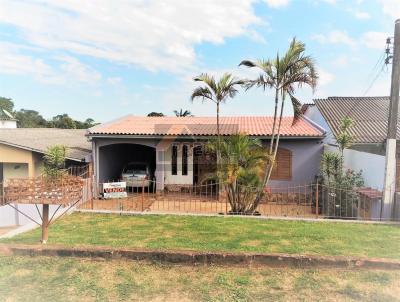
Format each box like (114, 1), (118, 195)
(0, 42), (102, 85)
(58, 56), (102, 85)
(0, 0), (262, 74)
(361, 31), (389, 50)
(312, 30), (389, 50)
(379, 0), (400, 20)
(312, 30), (356, 47)
(318, 69), (335, 86)
(264, 0), (290, 8)
(107, 77), (122, 85)
(354, 11), (370, 20)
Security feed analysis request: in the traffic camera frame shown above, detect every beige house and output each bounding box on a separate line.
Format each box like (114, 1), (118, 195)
(0, 128), (92, 181)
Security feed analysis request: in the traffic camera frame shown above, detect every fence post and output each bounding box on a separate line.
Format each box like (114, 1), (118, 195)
(142, 179), (144, 211)
(315, 182), (319, 219)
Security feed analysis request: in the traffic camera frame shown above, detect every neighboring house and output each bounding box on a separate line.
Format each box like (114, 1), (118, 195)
(303, 96), (393, 190)
(87, 115), (325, 192)
(0, 108), (17, 129)
(0, 128), (92, 181)
(0, 128), (92, 227)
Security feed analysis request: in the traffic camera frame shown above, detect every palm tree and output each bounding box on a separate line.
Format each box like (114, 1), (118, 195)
(173, 109), (192, 117)
(191, 73), (244, 152)
(207, 134), (268, 213)
(239, 38), (318, 196)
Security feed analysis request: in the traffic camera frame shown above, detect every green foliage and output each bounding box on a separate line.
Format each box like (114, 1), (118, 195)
(48, 114), (77, 129)
(147, 112), (165, 117)
(0, 97), (14, 113)
(320, 117), (363, 218)
(0, 96), (97, 129)
(240, 38), (318, 193)
(43, 145), (67, 179)
(191, 73), (244, 140)
(240, 38), (318, 123)
(207, 134), (269, 213)
(15, 109), (47, 127)
(321, 152), (341, 183)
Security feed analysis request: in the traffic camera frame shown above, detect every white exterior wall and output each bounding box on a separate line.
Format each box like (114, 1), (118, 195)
(164, 143), (193, 185)
(0, 120), (17, 129)
(325, 145), (385, 189)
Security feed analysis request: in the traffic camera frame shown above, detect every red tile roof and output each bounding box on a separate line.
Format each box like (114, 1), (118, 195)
(88, 116), (324, 137)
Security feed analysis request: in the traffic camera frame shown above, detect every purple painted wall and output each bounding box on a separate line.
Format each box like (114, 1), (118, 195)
(265, 139), (324, 189)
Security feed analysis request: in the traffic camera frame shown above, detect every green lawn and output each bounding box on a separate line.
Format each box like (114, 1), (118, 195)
(0, 255), (399, 302)
(2, 213), (400, 260)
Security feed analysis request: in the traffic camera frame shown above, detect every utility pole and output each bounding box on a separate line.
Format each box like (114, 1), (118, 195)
(382, 19), (400, 219)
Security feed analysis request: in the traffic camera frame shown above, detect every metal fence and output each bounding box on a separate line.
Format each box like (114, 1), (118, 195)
(78, 180), (400, 221)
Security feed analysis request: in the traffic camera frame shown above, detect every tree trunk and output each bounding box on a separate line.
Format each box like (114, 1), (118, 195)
(267, 95), (286, 182)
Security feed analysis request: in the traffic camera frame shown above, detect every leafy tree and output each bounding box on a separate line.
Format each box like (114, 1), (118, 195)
(49, 114), (77, 129)
(74, 118), (98, 129)
(320, 118), (364, 218)
(240, 38), (318, 205)
(207, 134), (269, 214)
(147, 112), (165, 117)
(15, 109), (47, 128)
(173, 109), (192, 117)
(0, 97), (14, 113)
(43, 145), (67, 179)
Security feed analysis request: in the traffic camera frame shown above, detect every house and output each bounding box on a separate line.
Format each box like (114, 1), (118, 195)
(302, 96), (394, 190)
(0, 128), (92, 227)
(0, 108), (17, 129)
(87, 115), (325, 193)
(0, 128), (92, 181)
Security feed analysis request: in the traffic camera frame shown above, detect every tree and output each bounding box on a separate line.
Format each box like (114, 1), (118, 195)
(75, 118), (98, 129)
(207, 134), (269, 214)
(15, 109), (47, 128)
(42, 145), (67, 179)
(240, 38), (318, 203)
(49, 114), (76, 129)
(173, 109), (192, 117)
(147, 112), (165, 117)
(0, 97), (14, 113)
(191, 73), (244, 161)
(336, 117), (354, 160)
(320, 118), (364, 218)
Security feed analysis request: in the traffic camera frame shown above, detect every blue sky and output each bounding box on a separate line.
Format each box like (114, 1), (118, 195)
(0, 0), (399, 123)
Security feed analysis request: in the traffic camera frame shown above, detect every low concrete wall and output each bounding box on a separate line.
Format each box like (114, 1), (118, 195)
(1, 244), (399, 270)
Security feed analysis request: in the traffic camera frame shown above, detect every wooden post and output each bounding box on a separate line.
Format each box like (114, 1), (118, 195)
(41, 204), (49, 244)
(315, 182), (319, 219)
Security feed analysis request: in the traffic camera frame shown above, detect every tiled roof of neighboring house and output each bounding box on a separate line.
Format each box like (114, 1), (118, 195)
(0, 128), (91, 161)
(88, 115), (325, 138)
(313, 96), (393, 144)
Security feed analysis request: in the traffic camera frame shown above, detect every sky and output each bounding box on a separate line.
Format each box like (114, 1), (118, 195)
(0, 0), (399, 123)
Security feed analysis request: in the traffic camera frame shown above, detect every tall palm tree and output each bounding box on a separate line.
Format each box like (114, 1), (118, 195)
(239, 38), (318, 199)
(173, 109), (192, 117)
(191, 73), (244, 147)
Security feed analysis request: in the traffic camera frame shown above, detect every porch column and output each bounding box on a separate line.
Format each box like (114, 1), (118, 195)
(155, 146), (165, 192)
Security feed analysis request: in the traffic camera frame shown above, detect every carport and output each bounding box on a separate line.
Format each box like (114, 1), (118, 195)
(98, 143), (156, 183)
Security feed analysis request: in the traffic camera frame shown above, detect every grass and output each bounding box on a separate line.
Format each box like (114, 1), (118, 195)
(2, 213), (400, 260)
(0, 255), (399, 302)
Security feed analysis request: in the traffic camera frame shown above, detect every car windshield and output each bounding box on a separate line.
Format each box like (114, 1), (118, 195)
(123, 164), (147, 175)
